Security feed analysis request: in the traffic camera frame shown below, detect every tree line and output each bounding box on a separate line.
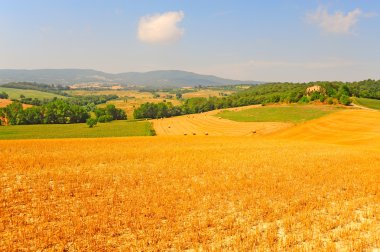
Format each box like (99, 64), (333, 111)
(0, 100), (126, 125)
(15, 94), (119, 106)
(133, 80), (380, 119)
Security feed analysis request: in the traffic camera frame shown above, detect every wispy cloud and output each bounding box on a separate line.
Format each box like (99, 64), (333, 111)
(39, 26), (53, 34)
(246, 58), (357, 69)
(306, 6), (371, 35)
(138, 11), (184, 44)
(197, 58), (362, 81)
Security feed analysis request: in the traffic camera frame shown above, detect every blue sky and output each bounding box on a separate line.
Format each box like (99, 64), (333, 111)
(1, 0), (379, 82)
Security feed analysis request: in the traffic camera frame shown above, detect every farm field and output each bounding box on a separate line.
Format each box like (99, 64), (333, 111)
(152, 110), (292, 136)
(100, 97), (181, 120)
(0, 120), (153, 140)
(216, 105), (342, 123)
(67, 88), (234, 119)
(1, 107), (380, 250)
(0, 99), (32, 109)
(66, 89), (153, 97)
(0, 87), (66, 100)
(181, 89), (234, 99)
(354, 97), (380, 110)
(69, 89), (181, 119)
(1, 133), (379, 250)
(152, 105), (342, 136)
(272, 109), (380, 150)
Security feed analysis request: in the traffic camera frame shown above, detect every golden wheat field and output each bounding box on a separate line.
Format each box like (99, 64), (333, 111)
(1, 109), (380, 251)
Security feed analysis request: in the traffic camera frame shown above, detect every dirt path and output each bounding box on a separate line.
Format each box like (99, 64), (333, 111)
(350, 102), (377, 111)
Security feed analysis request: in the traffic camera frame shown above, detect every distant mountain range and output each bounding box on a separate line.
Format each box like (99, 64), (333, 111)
(0, 69), (260, 88)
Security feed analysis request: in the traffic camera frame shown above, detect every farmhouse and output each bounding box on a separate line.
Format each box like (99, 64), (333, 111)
(306, 85), (326, 95)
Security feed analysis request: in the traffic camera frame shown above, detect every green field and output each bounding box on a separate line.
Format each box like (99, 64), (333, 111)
(0, 120), (154, 140)
(354, 97), (380, 110)
(0, 87), (66, 100)
(216, 105), (340, 123)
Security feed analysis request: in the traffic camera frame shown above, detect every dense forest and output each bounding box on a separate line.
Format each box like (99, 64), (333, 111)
(134, 79), (380, 119)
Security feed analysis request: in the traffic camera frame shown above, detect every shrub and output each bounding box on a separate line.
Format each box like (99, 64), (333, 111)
(86, 118), (97, 128)
(310, 92), (320, 101)
(150, 128), (156, 136)
(97, 115), (113, 123)
(327, 97), (334, 105)
(0, 92), (9, 99)
(298, 96), (310, 104)
(339, 95), (351, 106)
(319, 95), (326, 102)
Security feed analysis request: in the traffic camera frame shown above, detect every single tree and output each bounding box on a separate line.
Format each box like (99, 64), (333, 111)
(86, 118), (98, 128)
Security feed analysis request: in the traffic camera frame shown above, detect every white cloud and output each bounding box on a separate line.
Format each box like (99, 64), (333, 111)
(306, 7), (364, 34)
(138, 11), (184, 44)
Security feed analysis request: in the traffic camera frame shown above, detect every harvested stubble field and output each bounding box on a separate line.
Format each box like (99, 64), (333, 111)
(0, 99), (32, 109)
(272, 109), (380, 150)
(152, 105), (293, 136)
(1, 109), (380, 251)
(181, 89), (235, 99)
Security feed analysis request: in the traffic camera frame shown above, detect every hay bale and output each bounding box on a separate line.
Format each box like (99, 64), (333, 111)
(252, 130), (256, 134)
(184, 133), (187, 136)
(205, 132), (209, 135)
(192, 132), (196, 135)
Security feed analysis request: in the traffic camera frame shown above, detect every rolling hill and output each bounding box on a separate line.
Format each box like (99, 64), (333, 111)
(0, 69), (259, 88)
(0, 87), (67, 100)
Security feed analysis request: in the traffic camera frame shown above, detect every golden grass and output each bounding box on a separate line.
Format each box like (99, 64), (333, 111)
(152, 107), (292, 136)
(271, 109), (380, 150)
(0, 98), (12, 108)
(1, 138), (379, 250)
(0, 99), (32, 109)
(1, 108), (380, 250)
(182, 89), (234, 99)
(67, 90), (153, 98)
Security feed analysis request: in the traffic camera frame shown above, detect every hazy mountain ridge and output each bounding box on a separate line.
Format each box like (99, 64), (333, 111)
(0, 69), (259, 87)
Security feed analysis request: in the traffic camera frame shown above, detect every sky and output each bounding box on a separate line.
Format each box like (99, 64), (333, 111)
(1, 0), (379, 82)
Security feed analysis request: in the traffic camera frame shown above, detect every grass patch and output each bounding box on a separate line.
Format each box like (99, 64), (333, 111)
(0, 120), (154, 140)
(354, 97), (380, 110)
(0, 87), (66, 100)
(216, 105), (340, 123)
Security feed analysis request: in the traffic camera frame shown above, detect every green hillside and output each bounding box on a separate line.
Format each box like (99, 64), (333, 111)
(216, 105), (340, 123)
(354, 97), (380, 110)
(0, 120), (154, 139)
(0, 87), (66, 100)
